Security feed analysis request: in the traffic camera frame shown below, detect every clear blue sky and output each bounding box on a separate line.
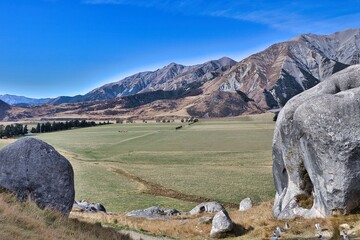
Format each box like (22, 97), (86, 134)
(1, 0), (360, 98)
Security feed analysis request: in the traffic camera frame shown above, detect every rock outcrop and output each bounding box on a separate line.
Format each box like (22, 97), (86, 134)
(126, 206), (181, 220)
(189, 201), (225, 215)
(210, 210), (234, 238)
(0, 137), (75, 216)
(72, 200), (107, 213)
(272, 65), (360, 219)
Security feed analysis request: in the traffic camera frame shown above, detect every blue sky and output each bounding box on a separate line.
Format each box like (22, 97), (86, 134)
(1, 0), (360, 98)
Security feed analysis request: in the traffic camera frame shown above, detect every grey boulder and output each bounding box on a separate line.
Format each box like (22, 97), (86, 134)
(239, 197), (252, 211)
(189, 201), (225, 215)
(0, 137), (75, 216)
(273, 65), (360, 219)
(210, 210), (233, 238)
(73, 200), (107, 213)
(126, 206), (181, 220)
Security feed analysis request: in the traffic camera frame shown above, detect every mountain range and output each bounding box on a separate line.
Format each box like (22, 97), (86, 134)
(1, 28), (360, 120)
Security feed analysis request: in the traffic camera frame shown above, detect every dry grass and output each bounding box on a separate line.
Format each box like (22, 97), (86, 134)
(0, 191), (130, 240)
(72, 200), (360, 240)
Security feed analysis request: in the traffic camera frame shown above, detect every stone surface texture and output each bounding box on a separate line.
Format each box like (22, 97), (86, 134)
(210, 210), (233, 238)
(0, 137), (75, 216)
(239, 197), (252, 211)
(273, 65), (360, 219)
(189, 201), (225, 215)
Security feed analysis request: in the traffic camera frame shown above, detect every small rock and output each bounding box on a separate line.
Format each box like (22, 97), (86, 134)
(73, 200), (107, 213)
(210, 210), (233, 238)
(272, 231), (279, 240)
(342, 231), (350, 240)
(339, 223), (351, 230)
(190, 202), (225, 215)
(284, 222), (290, 229)
(239, 197), (252, 211)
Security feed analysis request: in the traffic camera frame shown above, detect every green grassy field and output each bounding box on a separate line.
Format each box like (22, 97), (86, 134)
(0, 114), (276, 213)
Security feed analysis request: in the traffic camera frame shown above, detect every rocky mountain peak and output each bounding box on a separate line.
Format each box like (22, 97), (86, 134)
(219, 28), (360, 111)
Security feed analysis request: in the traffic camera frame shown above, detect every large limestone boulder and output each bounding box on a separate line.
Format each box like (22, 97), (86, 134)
(210, 209), (233, 238)
(0, 137), (75, 216)
(273, 65), (360, 219)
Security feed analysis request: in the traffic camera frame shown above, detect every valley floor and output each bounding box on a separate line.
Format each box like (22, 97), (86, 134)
(3, 114), (359, 239)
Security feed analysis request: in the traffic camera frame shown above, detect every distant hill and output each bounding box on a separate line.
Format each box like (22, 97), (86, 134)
(0, 94), (49, 106)
(47, 57), (237, 105)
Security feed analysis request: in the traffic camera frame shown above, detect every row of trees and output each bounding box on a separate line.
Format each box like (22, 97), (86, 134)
(30, 120), (111, 134)
(0, 120), (112, 138)
(0, 124), (28, 138)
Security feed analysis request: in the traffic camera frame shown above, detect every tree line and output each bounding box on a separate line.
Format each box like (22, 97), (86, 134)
(0, 120), (112, 138)
(30, 120), (112, 133)
(0, 124), (28, 138)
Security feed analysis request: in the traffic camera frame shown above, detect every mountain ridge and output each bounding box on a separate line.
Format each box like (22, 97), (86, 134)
(46, 57), (237, 105)
(0, 94), (49, 106)
(2, 28), (360, 120)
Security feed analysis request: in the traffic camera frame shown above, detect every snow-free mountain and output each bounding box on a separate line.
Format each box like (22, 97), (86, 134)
(219, 28), (360, 110)
(0, 94), (49, 106)
(47, 57), (236, 105)
(2, 28), (360, 120)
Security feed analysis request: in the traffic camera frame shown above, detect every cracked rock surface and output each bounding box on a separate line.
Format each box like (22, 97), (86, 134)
(273, 65), (360, 219)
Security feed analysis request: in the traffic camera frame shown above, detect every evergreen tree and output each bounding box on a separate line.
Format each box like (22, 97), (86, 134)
(23, 125), (28, 135)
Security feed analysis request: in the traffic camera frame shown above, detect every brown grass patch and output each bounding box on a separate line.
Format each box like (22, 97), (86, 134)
(73, 200), (360, 240)
(112, 167), (238, 209)
(0, 191), (130, 240)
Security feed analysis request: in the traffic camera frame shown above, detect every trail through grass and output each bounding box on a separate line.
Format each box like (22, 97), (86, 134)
(0, 114), (276, 212)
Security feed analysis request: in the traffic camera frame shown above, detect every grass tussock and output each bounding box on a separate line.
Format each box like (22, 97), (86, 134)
(0, 192), (130, 240)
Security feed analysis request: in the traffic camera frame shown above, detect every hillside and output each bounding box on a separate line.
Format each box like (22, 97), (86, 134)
(218, 28), (359, 110)
(2, 28), (360, 120)
(0, 100), (11, 120)
(47, 57), (236, 105)
(0, 94), (49, 106)
(0, 190), (129, 240)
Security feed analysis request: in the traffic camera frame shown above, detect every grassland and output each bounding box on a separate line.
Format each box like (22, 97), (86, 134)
(0, 114), (275, 213)
(0, 191), (130, 240)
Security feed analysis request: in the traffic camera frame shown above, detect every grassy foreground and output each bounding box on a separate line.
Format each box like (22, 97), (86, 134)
(0, 191), (129, 240)
(0, 114), (275, 213)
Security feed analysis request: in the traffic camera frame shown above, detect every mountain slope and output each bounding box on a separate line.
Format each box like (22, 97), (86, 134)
(48, 57), (236, 105)
(217, 28), (360, 111)
(0, 94), (49, 106)
(0, 100), (11, 120)
(4, 29), (360, 119)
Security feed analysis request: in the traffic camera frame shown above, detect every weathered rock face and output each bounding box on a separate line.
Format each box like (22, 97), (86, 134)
(0, 137), (75, 216)
(273, 65), (360, 219)
(126, 206), (181, 220)
(210, 210), (234, 238)
(189, 201), (225, 215)
(73, 200), (107, 213)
